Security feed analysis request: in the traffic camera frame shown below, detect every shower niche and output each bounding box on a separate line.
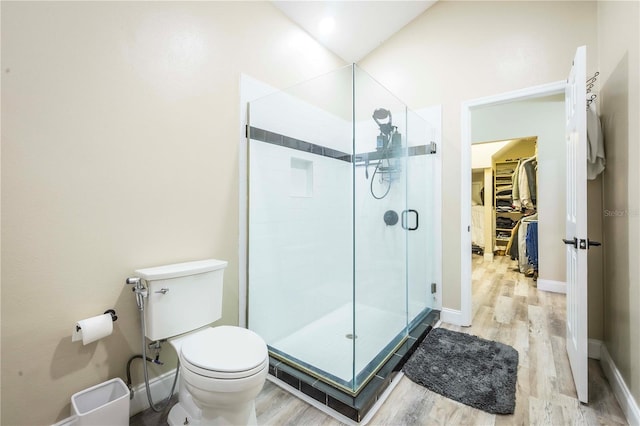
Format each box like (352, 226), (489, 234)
(247, 64), (440, 422)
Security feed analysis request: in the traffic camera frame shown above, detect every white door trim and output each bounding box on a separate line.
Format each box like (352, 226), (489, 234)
(459, 81), (566, 326)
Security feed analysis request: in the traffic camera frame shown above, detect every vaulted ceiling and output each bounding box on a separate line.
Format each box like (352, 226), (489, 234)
(272, 1), (438, 63)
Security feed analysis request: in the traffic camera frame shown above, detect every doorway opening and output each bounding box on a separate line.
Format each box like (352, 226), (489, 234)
(471, 136), (537, 267)
(460, 81), (566, 326)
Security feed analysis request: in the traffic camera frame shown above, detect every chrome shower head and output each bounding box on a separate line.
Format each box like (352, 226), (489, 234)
(373, 108), (393, 136)
(373, 108), (391, 120)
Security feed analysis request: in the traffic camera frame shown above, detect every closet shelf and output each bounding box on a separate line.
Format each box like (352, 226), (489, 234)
(491, 139), (537, 257)
(494, 159), (528, 254)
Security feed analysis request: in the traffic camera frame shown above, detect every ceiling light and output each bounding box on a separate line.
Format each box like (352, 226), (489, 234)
(318, 16), (335, 36)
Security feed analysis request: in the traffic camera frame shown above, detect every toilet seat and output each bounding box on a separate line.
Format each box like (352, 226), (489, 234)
(180, 326), (268, 380)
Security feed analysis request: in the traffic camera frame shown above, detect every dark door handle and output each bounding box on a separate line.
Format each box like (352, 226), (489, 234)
(564, 237), (601, 250)
(401, 209), (419, 231)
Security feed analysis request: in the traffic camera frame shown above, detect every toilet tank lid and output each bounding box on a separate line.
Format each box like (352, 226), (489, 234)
(135, 259), (228, 281)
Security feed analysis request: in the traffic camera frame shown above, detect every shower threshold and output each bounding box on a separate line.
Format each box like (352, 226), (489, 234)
(267, 309), (440, 423)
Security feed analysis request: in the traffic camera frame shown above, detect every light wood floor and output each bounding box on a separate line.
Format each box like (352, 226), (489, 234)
(254, 255), (627, 425)
(131, 255), (627, 425)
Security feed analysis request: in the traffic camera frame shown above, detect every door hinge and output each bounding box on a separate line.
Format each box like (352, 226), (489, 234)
(431, 282), (437, 294)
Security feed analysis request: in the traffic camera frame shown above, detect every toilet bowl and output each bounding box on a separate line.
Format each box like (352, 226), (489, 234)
(132, 259), (269, 426)
(168, 326), (268, 426)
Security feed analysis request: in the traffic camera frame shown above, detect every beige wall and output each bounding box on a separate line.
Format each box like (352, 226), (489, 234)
(360, 0), (598, 310)
(0, 2), (344, 424)
(597, 0), (640, 408)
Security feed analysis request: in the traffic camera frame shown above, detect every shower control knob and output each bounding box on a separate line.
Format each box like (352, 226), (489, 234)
(384, 210), (399, 226)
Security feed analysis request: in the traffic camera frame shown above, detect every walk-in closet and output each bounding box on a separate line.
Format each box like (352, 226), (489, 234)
(471, 137), (539, 280)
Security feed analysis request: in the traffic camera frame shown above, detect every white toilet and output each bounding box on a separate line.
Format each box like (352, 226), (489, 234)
(134, 259), (268, 426)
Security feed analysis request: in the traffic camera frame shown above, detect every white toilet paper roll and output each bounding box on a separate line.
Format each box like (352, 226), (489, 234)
(72, 314), (113, 345)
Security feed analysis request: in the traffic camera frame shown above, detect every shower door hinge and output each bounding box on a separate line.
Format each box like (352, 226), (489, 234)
(428, 141), (437, 154)
(431, 282), (437, 294)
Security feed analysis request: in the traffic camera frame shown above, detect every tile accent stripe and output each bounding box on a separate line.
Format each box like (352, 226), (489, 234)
(249, 126), (433, 163)
(249, 126), (351, 162)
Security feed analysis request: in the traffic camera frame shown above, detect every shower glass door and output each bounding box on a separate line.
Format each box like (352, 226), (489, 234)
(352, 66), (409, 389)
(406, 109), (438, 326)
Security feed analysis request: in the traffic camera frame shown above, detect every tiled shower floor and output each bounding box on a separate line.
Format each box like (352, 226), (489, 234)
(272, 303), (406, 382)
(268, 309), (439, 422)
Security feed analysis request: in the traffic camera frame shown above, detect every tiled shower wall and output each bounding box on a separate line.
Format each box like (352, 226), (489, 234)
(249, 90), (353, 343)
(249, 140), (353, 343)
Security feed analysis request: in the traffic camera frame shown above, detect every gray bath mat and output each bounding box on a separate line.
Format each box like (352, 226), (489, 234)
(403, 328), (518, 414)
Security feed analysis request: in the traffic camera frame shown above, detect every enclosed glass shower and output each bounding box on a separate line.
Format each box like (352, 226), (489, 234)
(247, 64), (438, 396)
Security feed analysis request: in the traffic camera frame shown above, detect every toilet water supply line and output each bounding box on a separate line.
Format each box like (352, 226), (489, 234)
(126, 277), (180, 413)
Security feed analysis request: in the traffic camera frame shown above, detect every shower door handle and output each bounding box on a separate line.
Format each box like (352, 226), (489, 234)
(401, 209), (419, 231)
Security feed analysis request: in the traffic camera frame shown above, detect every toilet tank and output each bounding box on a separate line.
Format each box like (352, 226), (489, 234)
(135, 259), (228, 341)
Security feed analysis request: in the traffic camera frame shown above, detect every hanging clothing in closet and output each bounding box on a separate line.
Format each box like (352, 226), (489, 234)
(506, 213), (538, 276)
(518, 157), (537, 210)
(506, 220), (520, 260)
(526, 221), (538, 273)
(511, 156), (537, 210)
(512, 159), (522, 210)
(517, 219), (529, 273)
(518, 214), (538, 275)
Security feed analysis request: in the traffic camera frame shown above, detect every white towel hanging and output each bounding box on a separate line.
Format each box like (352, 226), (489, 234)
(587, 102), (605, 180)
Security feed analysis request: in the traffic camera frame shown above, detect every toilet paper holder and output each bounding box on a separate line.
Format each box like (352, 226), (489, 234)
(75, 309), (118, 332)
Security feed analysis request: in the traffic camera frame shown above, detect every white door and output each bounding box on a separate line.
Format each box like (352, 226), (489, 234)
(564, 45), (588, 404)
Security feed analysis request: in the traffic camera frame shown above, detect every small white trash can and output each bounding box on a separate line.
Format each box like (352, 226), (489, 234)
(71, 378), (129, 426)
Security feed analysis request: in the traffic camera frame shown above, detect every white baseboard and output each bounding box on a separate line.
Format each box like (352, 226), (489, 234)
(600, 343), (640, 426)
(129, 368), (180, 416)
(537, 279), (566, 293)
(440, 308), (465, 326)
